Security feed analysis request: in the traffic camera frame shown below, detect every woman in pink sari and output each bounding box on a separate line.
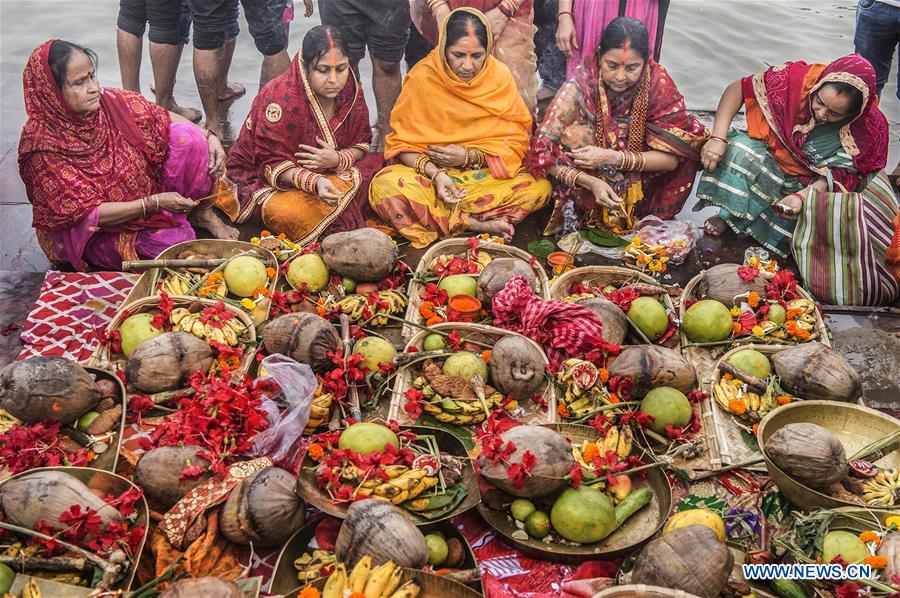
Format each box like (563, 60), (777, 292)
(18, 40), (237, 271)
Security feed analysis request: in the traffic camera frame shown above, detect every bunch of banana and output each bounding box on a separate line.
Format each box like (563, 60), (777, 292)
(324, 463), (411, 488)
(602, 426), (634, 460)
(412, 376), (513, 425)
(170, 308), (244, 347)
(428, 250), (492, 274)
(0, 409), (21, 434)
(294, 549), (336, 582)
(158, 273), (205, 297)
(360, 468), (439, 504)
(562, 292), (596, 303)
(305, 386), (335, 434)
(712, 378), (777, 422)
(320, 557), (419, 598)
(556, 358), (609, 418)
(862, 469), (900, 507)
(328, 289), (408, 325)
(22, 577), (43, 598)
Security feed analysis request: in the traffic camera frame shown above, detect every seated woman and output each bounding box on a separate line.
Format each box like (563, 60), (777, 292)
(19, 40), (236, 272)
(369, 8), (551, 248)
(527, 17), (707, 236)
(223, 26), (382, 244)
(697, 54), (898, 306)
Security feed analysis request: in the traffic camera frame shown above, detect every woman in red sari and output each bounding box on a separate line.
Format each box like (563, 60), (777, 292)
(18, 40), (235, 271)
(527, 17), (707, 235)
(222, 26), (382, 244)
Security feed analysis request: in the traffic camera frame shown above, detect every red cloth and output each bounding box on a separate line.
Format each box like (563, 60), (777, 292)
(18, 40), (174, 232)
(740, 54), (889, 192)
(491, 277), (607, 370)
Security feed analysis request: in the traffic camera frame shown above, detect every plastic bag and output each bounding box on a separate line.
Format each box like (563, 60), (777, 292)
(249, 354), (318, 462)
(633, 216), (696, 265)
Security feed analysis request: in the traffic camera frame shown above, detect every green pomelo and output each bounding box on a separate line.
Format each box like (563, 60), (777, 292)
(77, 411), (101, 432)
(442, 351), (488, 383)
(550, 486), (616, 543)
(525, 510), (552, 539)
(120, 313), (164, 358)
(287, 254), (330, 292)
(337, 422), (399, 455)
(626, 296), (669, 341)
(341, 277), (357, 293)
(639, 387), (692, 434)
(683, 299), (733, 343)
(0, 563), (14, 595)
(353, 337), (396, 372)
(223, 255), (268, 298)
(438, 275), (477, 298)
(425, 534), (449, 566)
(766, 303), (787, 325)
(510, 499), (536, 522)
(423, 334), (446, 351)
(821, 531), (870, 565)
(726, 349), (772, 379)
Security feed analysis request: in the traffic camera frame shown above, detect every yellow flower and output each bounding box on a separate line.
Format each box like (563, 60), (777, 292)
(751, 325), (765, 337)
(240, 298), (256, 310)
(748, 256), (759, 267)
(730, 307), (743, 318)
(886, 515), (900, 529)
(648, 261), (662, 272)
(765, 260), (778, 272)
(250, 237), (260, 245)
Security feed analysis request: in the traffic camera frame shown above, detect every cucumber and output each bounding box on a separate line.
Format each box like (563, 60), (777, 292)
(770, 579), (808, 598)
(612, 487), (654, 531)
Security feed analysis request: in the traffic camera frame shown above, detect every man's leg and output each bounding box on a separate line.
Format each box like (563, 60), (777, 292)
(854, 0), (900, 97)
(188, 0), (229, 137)
(364, 0), (410, 149)
(241, 0), (291, 88)
(533, 0), (566, 99)
(218, 2), (246, 100)
(148, 0), (187, 113)
(116, 0), (148, 92)
(370, 57), (403, 148)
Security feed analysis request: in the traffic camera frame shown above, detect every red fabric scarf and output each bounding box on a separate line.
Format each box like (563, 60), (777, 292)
(18, 40), (172, 232)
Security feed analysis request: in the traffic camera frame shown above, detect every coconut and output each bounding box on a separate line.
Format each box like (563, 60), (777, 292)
(476, 259), (539, 304)
(321, 228), (398, 282)
(550, 486), (616, 543)
(479, 425), (574, 497)
(335, 499), (428, 569)
(0, 357), (100, 425)
(353, 337), (396, 373)
(135, 446), (212, 508)
(877, 532), (900, 584)
(126, 332), (215, 393)
(771, 342), (862, 402)
(159, 578), (244, 598)
(489, 335), (546, 401)
(262, 313), (340, 373)
(698, 263), (767, 305)
(0, 470), (122, 532)
(631, 525), (733, 598)
(607, 345), (696, 398)
(338, 422), (399, 455)
(580, 297), (628, 346)
(287, 254), (330, 292)
(726, 349), (772, 379)
(442, 351), (488, 383)
(438, 275), (477, 298)
(626, 296), (669, 341)
(682, 299), (733, 343)
(765, 422), (848, 489)
(219, 467), (305, 546)
(639, 387), (692, 434)
(223, 255), (268, 298)
(119, 312), (164, 357)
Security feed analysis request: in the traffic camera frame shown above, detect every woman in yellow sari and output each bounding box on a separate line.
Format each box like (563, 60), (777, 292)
(369, 8), (551, 248)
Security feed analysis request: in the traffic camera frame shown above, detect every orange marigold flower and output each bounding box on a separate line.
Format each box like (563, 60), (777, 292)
(723, 373), (734, 381)
(277, 232), (287, 241)
(208, 272), (225, 283)
(864, 555), (888, 569)
(266, 267), (277, 278)
(583, 442), (600, 462)
(299, 587), (321, 598)
(731, 322), (742, 333)
(308, 443), (325, 460)
(598, 368), (610, 384)
(348, 593), (366, 598)
(253, 287), (269, 299)
(557, 403), (569, 417)
(316, 305), (328, 316)
(260, 230), (272, 237)
(608, 392), (620, 404)
(752, 423), (759, 435)
(786, 308), (802, 320)
(729, 399), (748, 415)
(777, 395), (792, 405)
(795, 328), (811, 341)
(426, 315), (445, 326)
(419, 302), (436, 319)
(481, 350), (491, 363)
(748, 291), (760, 308)
(859, 531), (881, 544)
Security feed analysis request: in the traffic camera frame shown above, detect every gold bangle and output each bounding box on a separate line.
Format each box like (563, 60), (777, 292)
(430, 167), (448, 183)
(141, 198), (148, 218)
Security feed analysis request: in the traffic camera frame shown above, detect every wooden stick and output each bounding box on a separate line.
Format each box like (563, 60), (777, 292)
(394, 349), (455, 365)
(690, 457), (766, 481)
(851, 429), (900, 463)
(340, 315), (362, 421)
(0, 555), (92, 573)
(378, 314), (493, 349)
(122, 258), (229, 270)
(442, 568), (481, 585)
(718, 362), (768, 393)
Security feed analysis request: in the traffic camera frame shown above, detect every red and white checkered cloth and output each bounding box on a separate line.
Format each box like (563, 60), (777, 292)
(491, 277), (606, 370)
(16, 271), (136, 363)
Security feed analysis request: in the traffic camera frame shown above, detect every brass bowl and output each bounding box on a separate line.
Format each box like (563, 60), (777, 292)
(758, 400), (900, 510)
(477, 424), (672, 563)
(268, 515), (479, 597)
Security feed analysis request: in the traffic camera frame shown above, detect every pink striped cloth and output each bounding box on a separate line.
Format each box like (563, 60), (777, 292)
(491, 276), (607, 370)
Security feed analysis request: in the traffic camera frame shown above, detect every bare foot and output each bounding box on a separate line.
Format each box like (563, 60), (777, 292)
(191, 207), (240, 240)
(536, 86), (556, 102)
(169, 103), (202, 123)
(218, 81), (246, 102)
(704, 216), (728, 237)
(468, 217), (515, 241)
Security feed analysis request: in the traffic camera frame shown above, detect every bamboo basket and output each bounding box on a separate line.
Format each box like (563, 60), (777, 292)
(402, 238), (550, 340)
(0, 466), (149, 592)
(596, 586), (701, 598)
(87, 295), (257, 392)
(121, 240), (278, 327)
(387, 322), (556, 427)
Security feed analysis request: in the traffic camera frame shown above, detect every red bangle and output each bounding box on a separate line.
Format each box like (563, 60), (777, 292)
(557, 10), (574, 19)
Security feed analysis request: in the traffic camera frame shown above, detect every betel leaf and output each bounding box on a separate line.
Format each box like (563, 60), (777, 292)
(419, 415), (475, 450)
(526, 239), (556, 259)
(741, 429), (761, 452)
(579, 228), (629, 247)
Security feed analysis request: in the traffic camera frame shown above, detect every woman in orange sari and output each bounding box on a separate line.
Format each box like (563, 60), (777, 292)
(369, 8), (551, 248)
(222, 26), (382, 243)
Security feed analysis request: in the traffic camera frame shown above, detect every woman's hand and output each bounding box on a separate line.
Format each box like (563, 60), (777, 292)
(773, 192), (803, 218)
(295, 137), (340, 171)
(156, 192), (199, 214)
(427, 144), (467, 168)
(207, 133), (226, 175)
(485, 7), (509, 40)
(568, 146), (620, 170)
(556, 12), (578, 57)
(434, 171), (465, 205)
(583, 175), (621, 209)
(316, 177), (342, 205)
(700, 138), (728, 172)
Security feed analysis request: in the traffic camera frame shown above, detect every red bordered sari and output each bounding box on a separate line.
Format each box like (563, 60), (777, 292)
(223, 52), (383, 245)
(527, 52), (707, 235)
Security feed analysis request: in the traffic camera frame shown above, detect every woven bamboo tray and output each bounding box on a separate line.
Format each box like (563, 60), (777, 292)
(121, 239), (278, 327)
(0, 466), (149, 592)
(387, 322), (556, 427)
(300, 567), (480, 598)
(88, 295), (257, 391)
(596, 586), (701, 598)
(402, 238), (550, 340)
